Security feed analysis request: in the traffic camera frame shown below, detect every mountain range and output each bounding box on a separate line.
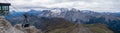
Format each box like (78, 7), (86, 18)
(4, 8), (120, 33)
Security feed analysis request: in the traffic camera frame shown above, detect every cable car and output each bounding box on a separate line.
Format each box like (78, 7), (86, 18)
(22, 14), (30, 28)
(0, 3), (11, 16)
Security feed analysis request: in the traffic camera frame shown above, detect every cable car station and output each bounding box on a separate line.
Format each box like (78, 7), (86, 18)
(0, 3), (11, 16)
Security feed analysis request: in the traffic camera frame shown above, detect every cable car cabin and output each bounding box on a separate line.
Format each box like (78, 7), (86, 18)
(0, 3), (11, 16)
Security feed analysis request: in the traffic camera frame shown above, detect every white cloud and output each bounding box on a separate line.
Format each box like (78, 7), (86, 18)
(0, 0), (120, 12)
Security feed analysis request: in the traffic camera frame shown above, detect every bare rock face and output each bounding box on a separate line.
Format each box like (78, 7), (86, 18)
(0, 16), (24, 33)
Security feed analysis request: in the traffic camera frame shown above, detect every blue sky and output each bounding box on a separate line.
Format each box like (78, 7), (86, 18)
(0, 0), (120, 12)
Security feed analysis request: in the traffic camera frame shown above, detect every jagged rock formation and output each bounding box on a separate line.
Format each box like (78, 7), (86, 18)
(0, 16), (24, 33)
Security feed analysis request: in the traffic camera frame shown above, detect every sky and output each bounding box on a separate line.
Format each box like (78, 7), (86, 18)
(0, 0), (120, 12)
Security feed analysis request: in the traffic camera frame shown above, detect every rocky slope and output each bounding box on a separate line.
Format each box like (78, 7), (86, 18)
(0, 16), (42, 33)
(0, 16), (24, 33)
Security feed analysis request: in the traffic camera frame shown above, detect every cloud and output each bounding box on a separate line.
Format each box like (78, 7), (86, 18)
(0, 0), (120, 12)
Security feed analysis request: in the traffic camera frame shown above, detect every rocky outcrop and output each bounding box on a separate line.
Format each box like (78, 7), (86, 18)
(0, 16), (24, 33)
(0, 16), (41, 33)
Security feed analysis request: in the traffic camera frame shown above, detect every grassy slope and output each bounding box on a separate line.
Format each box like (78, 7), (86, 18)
(47, 24), (113, 33)
(82, 24), (113, 33)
